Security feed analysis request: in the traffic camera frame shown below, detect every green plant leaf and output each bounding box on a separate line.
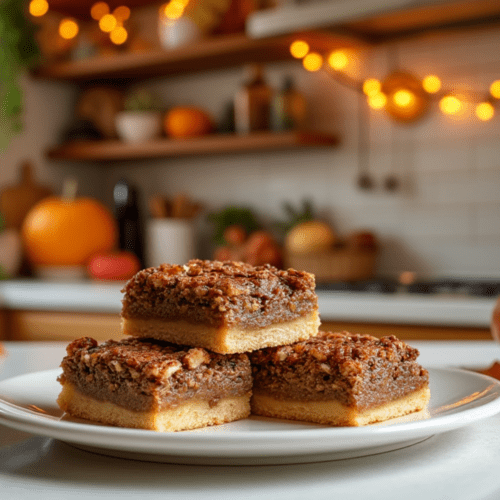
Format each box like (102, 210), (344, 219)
(207, 206), (261, 246)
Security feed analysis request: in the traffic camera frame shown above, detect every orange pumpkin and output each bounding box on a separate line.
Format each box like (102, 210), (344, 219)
(22, 196), (118, 266)
(164, 106), (213, 138)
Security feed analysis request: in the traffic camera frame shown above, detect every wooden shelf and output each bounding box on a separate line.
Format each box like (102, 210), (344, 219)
(34, 32), (364, 81)
(47, 131), (340, 161)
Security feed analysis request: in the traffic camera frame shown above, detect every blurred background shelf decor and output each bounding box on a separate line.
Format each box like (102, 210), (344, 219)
(1, 0), (500, 342)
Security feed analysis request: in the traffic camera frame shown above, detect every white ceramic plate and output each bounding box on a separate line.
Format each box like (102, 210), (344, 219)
(0, 367), (499, 465)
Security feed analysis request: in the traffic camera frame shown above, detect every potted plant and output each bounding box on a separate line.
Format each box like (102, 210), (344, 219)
(115, 89), (163, 143)
(0, 0), (40, 151)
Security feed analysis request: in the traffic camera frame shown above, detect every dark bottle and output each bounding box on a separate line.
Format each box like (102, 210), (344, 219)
(271, 76), (307, 131)
(113, 179), (144, 266)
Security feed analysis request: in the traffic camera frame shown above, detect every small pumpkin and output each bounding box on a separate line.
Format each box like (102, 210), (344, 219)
(22, 180), (117, 266)
(164, 106), (213, 138)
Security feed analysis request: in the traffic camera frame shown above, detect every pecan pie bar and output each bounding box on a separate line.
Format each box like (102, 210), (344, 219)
(249, 331), (430, 426)
(57, 337), (252, 432)
(121, 260), (320, 354)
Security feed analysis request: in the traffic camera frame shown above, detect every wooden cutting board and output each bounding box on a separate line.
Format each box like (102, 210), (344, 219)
(0, 161), (53, 230)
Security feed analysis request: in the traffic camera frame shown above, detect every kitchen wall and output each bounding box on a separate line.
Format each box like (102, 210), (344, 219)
(2, 23), (500, 279)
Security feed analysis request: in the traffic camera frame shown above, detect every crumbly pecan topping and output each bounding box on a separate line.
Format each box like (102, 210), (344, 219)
(250, 331), (429, 409)
(121, 259), (318, 328)
(59, 337), (252, 410)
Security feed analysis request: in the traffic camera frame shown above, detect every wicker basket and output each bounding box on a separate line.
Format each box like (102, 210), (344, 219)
(285, 248), (377, 283)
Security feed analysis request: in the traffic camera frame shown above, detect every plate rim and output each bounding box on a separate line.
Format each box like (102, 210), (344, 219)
(1, 366), (500, 457)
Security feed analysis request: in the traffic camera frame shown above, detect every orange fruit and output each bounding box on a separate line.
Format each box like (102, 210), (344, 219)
(164, 106), (213, 138)
(22, 196), (118, 266)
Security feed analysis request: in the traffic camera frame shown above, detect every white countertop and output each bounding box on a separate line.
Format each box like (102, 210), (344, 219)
(1, 341), (500, 499)
(0, 280), (495, 328)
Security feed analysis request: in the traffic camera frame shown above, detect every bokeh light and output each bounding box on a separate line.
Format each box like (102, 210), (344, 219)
(113, 6), (131, 21)
(29, 0), (49, 17)
(490, 80), (500, 99)
(99, 13), (118, 32)
(110, 26), (128, 45)
(393, 89), (416, 108)
(59, 18), (79, 39)
(290, 40), (309, 59)
(327, 50), (349, 71)
(90, 2), (110, 20)
(422, 75), (441, 94)
(368, 93), (387, 109)
(439, 95), (463, 115)
(164, 1), (185, 19)
(363, 78), (381, 97)
(475, 102), (494, 121)
(302, 53), (323, 72)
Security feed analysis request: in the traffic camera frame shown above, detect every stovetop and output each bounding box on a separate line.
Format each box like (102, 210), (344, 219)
(316, 278), (500, 297)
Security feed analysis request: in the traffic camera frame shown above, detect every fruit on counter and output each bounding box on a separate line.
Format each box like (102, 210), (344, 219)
(22, 179), (117, 266)
(223, 224), (247, 246)
(164, 106), (214, 138)
(284, 220), (336, 254)
(346, 230), (378, 250)
(88, 251), (141, 281)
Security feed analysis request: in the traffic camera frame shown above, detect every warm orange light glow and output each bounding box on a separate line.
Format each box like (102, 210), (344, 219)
(164, 1), (185, 19)
(422, 75), (441, 94)
(113, 6), (131, 21)
(59, 19), (79, 39)
(439, 95), (462, 115)
(110, 26), (128, 45)
(368, 92), (387, 110)
(363, 78), (381, 97)
(290, 40), (310, 59)
(99, 13), (118, 32)
(490, 80), (500, 99)
(327, 50), (349, 70)
(91, 2), (110, 20)
(393, 89), (416, 108)
(29, 0), (49, 17)
(475, 102), (494, 121)
(302, 53), (323, 72)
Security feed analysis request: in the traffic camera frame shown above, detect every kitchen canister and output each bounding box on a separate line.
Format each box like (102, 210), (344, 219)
(146, 218), (196, 267)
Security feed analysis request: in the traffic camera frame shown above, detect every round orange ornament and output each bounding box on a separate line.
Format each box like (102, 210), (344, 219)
(22, 193), (117, 266)
(164, 106), (213, 138)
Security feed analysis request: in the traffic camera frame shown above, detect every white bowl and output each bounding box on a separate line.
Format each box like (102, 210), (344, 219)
(115, 111), (163, 143)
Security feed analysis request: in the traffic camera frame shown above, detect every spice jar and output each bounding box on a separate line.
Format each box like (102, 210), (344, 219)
(271, 76), (307, 131)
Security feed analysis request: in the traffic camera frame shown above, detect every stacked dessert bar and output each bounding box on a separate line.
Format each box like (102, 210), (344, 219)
(57, 259), (430, 432)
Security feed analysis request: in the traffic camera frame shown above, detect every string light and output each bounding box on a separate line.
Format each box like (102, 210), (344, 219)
(368, 93), (387, 110)
(99, 13), (118, 32)
(91, 2), (109, 20)
(422, 75), (441, 93)
(110, 26), (128, 45)
(327, 50), (349, 71)
(439, 95), (463, 115)
(363, 79), (381, 97)
(113, 6), (131, 21)
(475, 102), (494, 121)
(59, 19), (79, 40)
(29, 0), (49, 17)
(290, 41), (310, 59)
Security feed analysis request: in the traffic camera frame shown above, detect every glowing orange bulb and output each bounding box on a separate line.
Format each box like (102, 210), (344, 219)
(91, 2), (110, 20)
(422, 75), (441, 94)
(475, 102), (494, 121)
(29, 0), (49, 17)
(110, 26), (128, 45)
(99, 14), (117, 32)
(367, 92), (387, 110)
(363, 79), (381, 97)
(327, 50), (349, 70)
(113, 6), (131, 21)
(164, 1), (185, 19)
(490, 80), (500, 99)
(439, 96), (462, 115)
(59, 19), (79, 39)
(393, 89), (416, 108)
(302, 53), (323, 72)
(290, 40), (309, 59)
